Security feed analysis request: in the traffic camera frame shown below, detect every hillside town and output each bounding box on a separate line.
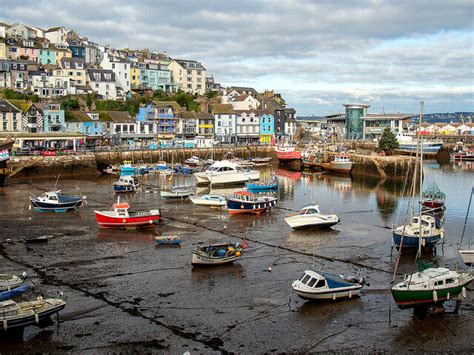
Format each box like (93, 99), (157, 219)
(0, 22), (297, 151)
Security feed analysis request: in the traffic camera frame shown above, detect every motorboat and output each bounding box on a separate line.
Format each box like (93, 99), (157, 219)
(320, 155), (353, 174)
(113, 175), (139, 193)
(396, 132), (443, 156)
(0, 285), (31, 302)
(245, 179), (278, 192)
(292, 269), (364, 301)
(274, 143), (302, 162)
(458, 249), (474, 266)
(185, 156), (204, 167)
(154, 235), (182, 246)
(0, 272), (28, 292)
(450, 143), (474, 161)
(30, 190), (85, 212)
(160, 186), (195, 199)
(191, 241), (247, 266)
(391, 264), (473, 309)
(0, 296), (66, 332)
(392, 214), (443, 248)
(189, 194), (226, 207)
(193, 160), (260, 186)
(94, 199), (160, 228)
(421, 181), (446, 211)
(120, 160), (135, 174)
(227, 191), (277, 215)
(249, 157), (272, 165)
(284, 205), (340, 229)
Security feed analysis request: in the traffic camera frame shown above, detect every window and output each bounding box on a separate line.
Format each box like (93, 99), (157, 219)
(307, 278), (317, 287)
(2, 122), (7, 130)
(301, 274), (311, 285)
(95, 83), (99, 88)
(76, 72), (80, 76)
(112, 63), (115, 69)
(315, 279), (326, 288)
(262, 118), (265, 123)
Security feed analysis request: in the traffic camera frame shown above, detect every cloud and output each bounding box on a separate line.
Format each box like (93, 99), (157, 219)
(0, 0), (473, 114)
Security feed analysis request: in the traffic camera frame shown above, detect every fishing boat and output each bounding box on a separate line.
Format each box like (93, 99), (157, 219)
(30, 190), (85, 212)
(320, 155), (353, 174)
(185, 156), (204, 167)
(113, 175), (139, 193)
(0, 285), (31, 302)
(292, 269), (365, 301)
(94, 199), (160, 228)
(154, 235), (182, 246)
(226, 191), (278, 215)
(160, 185), (195, 199)
(396, 132), (443, 157)
(0, 272), (28, 292)
(191, 241), (247, 266)
(193, 160), (260, 186)
(120, 160), (136, 174)
(421, 182), (446, 211)
(458, 186), (474, 266)
(0, 296), (66, 332)
(189, 194), (226, 207)
(450, 142), (474, 161)
(284, 205), (340, 229)
(274, 143), (302, 163)
(154, 162), (169, 171)
(245, 179), (278, 192)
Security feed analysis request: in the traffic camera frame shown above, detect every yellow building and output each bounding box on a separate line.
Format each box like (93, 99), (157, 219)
(0, 40), (7, 59)
(130, 62), (140, 89)
(56, 57), (88, 87)
(168, 59), (206, 95)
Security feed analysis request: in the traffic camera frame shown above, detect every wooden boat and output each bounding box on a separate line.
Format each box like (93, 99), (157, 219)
(0, 285), (31, 302)
(154, 235), (182, 246)
(189, 194), (226, 207)
(113, 175), (139, 193)
(160, 186), (195, 199)
(226, 191), (278, 215)
(0, 296), (66, 332)
(421, 182), (446, 211)
(30, 190), (85, 212)
(320, 155), (353, 174)
(245, 179), (278, 192)
(94, 199), (160, 228)
(191, 241), (247, 266)
(0, 273), (28, 292)
(274, 144), (302, 162)
(285, 205), (340, 229)
(292, 269), (364, 301)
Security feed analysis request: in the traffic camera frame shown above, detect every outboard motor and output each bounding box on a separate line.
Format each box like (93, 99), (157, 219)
(20, 271), (28, 280)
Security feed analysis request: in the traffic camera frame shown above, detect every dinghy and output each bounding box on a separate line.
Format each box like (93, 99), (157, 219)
(191, 241), (247, 266)
(0, 285), (31, 302)
(189, 194), (226, 207)
(160, 186), (195, 199)
(0, 272), (28, 292)
(245, 179), (278, 192)
(284, 205), (339, 229)
(30, 190), (85, 212)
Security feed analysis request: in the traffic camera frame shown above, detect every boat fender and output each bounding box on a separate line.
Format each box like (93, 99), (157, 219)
(447, 292), (450, 300)
(236, 251), (241, 257)
(123, 219), (126, 223)
(3, 319), (7, 330)
(332, 293), (336, 301)
(433, 290), (438, 302)
(35, 313), (39, 324)
(422, 238), (426, 247)
(241, 205), (244, 209)
(462, 287), (467, 298)
(349, 290), (352, 299)
(149, 220), (153, 224)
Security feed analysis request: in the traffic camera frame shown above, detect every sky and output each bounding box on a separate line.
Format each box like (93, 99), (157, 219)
(1, 0), (473, 115)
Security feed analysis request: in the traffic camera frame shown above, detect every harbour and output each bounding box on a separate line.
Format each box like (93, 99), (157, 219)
(0, 158), (473, 352)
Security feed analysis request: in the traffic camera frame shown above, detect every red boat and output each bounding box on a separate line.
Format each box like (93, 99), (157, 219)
(94, 199), (160, 228)
(274, 145), (301, 162)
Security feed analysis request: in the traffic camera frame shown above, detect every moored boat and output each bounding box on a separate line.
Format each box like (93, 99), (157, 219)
(292, 269), (365, 301)
(191, 241), (247, 266)
(320, 154), (353, 174)
(113, 175), (139, 193)
(193, 160), (259, 186)
(421, 182), (446, 211)
(0, 139), (13, 188)
(160, 185), (195, 199)
(227, 191), (278, 215)
(396, 132), (443, 156)
(450, 142), (474, 161)
(120, 160), (136, 174)
(94, 199), (160, 228)
(189, 194), (226, 207)
(185, 156), (204, 167)
(274, 144), (302, 163)
(0, 272), (28, 292)
(154, 235), (182, 246)
(285, 205), (340, 229)
(30, 190), (85, 212)
(245, 179), (278, 192)
(0, 285), (31, 302)
(392, 214), (443, 248)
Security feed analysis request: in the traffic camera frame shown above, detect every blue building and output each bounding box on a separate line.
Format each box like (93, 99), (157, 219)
(258, 111), (274, 144)
(67, 39), (85, 59)
(39, 103), (65, 132)
(136, 101), (183, 139)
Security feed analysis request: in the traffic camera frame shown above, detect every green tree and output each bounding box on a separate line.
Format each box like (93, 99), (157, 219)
(61, 98), (80, 110)
(86, 94), (93, 110)
(378, 127), (399, 155)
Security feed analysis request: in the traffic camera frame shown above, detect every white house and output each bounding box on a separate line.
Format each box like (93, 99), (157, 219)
(30, 69), (76, 98)
(235, 110), (260, 143)
(45, 27), (68, 45)
(0, 23), (9, 38)
(87, 68), (118, 100)
(5, 23), (37, 40)
(211, 104), (237, 143)
(229, 94), (260, 111)
(100, 52), (131, 93)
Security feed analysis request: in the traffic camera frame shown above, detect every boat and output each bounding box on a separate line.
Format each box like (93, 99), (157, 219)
(189, 194), (226, 207)
(274, 143), (302, 163)
(450, 142), (474, 161)
(245, 179), (278, 192)
(94, 199), (160, 228)
(292, 269), (365, 301)
(226, 191), (278, 215)
(185, 156), (204, 167)
(249, 157), (272, 165)
(160, 185), (195, 199)
(284, 205), (340, 229)
(154, 235), (182, 246)
(391, 261), (473, 310)
(113, 175), (139, 193)
(30, 190), (85, 212)
(320, 154), (353, 174)
(421, 181), (446, 211)
(0, 296), (66, 332)
(191, 241), (247, 266)
(0, 272), (28, 292)
(193, 160), (260, 186)
(458, 186), (474, 266)
(0, 139), (13, 187)
(120, 160), (136, 174)
(396, 132), (443, 156)
(0, 285), (31, 302)
(154, 162), (169, 171)
(173, 164), (194, 175)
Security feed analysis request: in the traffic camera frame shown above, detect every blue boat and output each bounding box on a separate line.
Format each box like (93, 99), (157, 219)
(392, 215), (443, 248)
(227, 191), (278, 215)
(246, 179), (278, 192)
(0, 285), (31, 301)
(120, 160), (136, 174)
(113, 175), (139, 193)
(30, 191), (84, 212)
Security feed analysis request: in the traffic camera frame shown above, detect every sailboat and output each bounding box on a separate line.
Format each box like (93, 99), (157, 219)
(391, 102), (473, 312)
(392, 103), (444, 249)
(458, 186), (474, 266)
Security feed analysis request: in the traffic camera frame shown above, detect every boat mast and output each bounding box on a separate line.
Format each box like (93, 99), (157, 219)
(418, 101), (424, 252)
(460, 186), (473, 245)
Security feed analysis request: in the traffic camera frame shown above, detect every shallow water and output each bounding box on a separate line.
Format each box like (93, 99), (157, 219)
(0, 160), (473, 352)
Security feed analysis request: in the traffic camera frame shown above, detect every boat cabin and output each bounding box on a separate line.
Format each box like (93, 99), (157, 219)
(299, 205), (321, 215)
(411, 215), (440, 234)
(37, 191), (60, 203)
(400, 267), (457, 289)
(112, 202), (130, 217)
(298, 270), (327, 289)
(0, 300), (19, 317)
(117, 176), (138, 185)
(334, 155), (351, 163)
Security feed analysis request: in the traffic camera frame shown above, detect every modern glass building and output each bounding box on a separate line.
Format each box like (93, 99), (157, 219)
(344, 104), (369, 139)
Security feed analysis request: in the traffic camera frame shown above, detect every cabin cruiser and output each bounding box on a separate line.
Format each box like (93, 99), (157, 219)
(30, 190), (85, 212)
(285, 205), (340, 229)
(113, 175), (139, 193)
(396, 132), (443, 156)
(193, 160), (259, 186)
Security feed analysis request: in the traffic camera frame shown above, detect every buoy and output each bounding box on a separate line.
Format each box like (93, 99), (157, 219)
(149, 220), (153, 224)
(462, 287), (466, 298)
(433, 290), (438, 302)
(268, 266), (272, 272)
(332, 293), (336, 301)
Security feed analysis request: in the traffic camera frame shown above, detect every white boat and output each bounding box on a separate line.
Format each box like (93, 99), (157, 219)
(392, 214), (444, 248)
(189, 194), (226, 207)
(458, 249), (474, 266)
(160, 186), (195, 199)
(193, 160), (260, 186)
(0, 296), (66, 332)
(185, 156), (204, 167)
(396, 132), (443, 156)
(113, 175), (139, 193)
(292, 269), (364, 301)
(0, 272), (28, 292)
(284, 205), (339, 229)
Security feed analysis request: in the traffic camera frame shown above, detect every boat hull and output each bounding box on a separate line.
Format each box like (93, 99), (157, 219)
(0, 285), (31, 302)
(391, 284), (468, 309)
(421, 200), (445, 210)
(227, 198), (277, 215)
(458, 249), (474, 266)
(113, 185), (137, 193)
(95, 212), (160, 228)
(293, 285), (362, 300)
(320, 162), (353, 174)
(0, 302), (66, 332)
(191, 251), (241, 266)
(275, 150), (302, 162)
(30, 199), (83, 212)
(285, 216), (340, 230)
(392, 231), (442, 248)
(160, 191), (193, 198)
(189, 196), (226, 206)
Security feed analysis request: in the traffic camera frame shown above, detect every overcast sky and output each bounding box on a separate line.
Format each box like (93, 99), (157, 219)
(1, 0), (473, 115)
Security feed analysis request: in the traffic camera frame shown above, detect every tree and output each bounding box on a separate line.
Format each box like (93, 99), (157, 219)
(86, 94), (93, 110)
(378, 127), (399, 155)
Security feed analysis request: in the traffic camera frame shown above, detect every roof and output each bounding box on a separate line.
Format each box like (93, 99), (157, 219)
(88, 68), (115, 82)
(7, 99), (33, 113)
(257, 110), (273, 116)
(211, 104), (235, 115)
(180, 111), (214, 119)
(46, 26), (65, 32)
(60, 57), (85, 69)
(228, 86), (258, 95)
(0, 100), (21, 113)
(174, 59), (206, 71)
(106, 111), (134, 123)
(152, 101), (183, 112)
(362, 113), (411, 121)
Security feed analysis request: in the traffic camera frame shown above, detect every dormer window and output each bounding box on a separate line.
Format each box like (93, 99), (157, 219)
(94, 73), (100, 81)
(90, 113), (99, 120)
(64, 62), (70, 68)
(104, 73), (111, 80)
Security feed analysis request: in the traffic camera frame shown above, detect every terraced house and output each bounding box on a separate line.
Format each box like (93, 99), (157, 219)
(168, 59), (206, 95)
(36, 103), (65, 132)
(0, 100), (22, 132)
(101, 52), (130, 94)
(8, 99), (44, 133)
(87, 68), (119, 100)
(211, 104), (237, 143)
(259, 111), (274, 144)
